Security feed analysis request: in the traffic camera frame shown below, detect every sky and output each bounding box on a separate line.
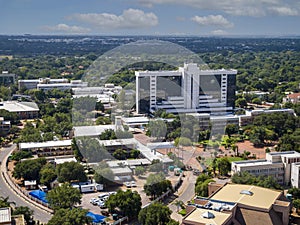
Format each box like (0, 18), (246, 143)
(0, 0), (300, 36)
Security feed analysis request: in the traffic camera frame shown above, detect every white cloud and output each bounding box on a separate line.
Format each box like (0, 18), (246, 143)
(137, 0), (300, 17)
(42, 24), (90, 33)
(68, 9), (158, 29)
(191, 15), (234, 28)
(268, 6), (298, 16)
(211, 29), (228, 35)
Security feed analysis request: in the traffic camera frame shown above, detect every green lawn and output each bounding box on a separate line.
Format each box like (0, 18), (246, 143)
(204, 157), (243, 167)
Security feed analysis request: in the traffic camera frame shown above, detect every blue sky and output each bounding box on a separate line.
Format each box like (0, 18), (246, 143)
(0, 0), (300, 36)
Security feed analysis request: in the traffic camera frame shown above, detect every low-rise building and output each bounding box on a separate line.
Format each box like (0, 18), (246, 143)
(19, 140), (72, 157)
(0, 207), (25, 225)
(0, 71), (15, 85)
(0, 101), (39, 119)
(283, 93), (300, 104)
(182, 183), (291, 225)
(239, 108), (296, 126)
(0, 117), (11, 135)
(232, 151), (300, 186)
(18, 78), (87, 90)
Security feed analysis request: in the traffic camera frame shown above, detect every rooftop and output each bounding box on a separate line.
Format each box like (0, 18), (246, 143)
(0, 207), (11, 223)
(184, 208), (232, 225)
(107, 159), (151, 168)
(0, 101), (39, 112)
(19, 140), (72, 150)
(210, 184), (281, 210)
(97, 138), (137, 147)
(73, 125), (115, 137)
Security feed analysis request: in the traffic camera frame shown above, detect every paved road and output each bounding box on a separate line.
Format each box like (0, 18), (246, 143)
(0, 144), (52, 223)
(169, 171), (197, 223)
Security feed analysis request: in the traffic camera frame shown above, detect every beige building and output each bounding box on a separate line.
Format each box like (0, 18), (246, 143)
(182, 183), (291, 225)
(232, 151), (300, 186)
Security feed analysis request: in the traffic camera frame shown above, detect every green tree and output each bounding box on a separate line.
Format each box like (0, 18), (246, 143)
(148, 120), (167, 140)
(47, 208), (91, 225)
(94, 165), (115, 186)
(235, 98), (247, 108)
(40, 164), (57, 187)
(56, 161), (87, 183)
(288, 188), (300, 199)
(0, 196), (14, 208)
(174, 137), (192, 147)
(217, 157), (231, 176)
(46, 183), (82, 211)
(112, 149), (127, 160)
(13, 158), (46, 182)
(138, 202), (173, 225)
(106, 190), (142, 219)
(135, 166), (145, 176)
(225, 124), (239, 138)
(144, 172), (172, 199)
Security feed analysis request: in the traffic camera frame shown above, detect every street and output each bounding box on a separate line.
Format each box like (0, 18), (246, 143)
(0, 144), (52, 223)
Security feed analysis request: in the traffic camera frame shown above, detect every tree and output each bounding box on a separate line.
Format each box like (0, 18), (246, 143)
(46, 183), (82, 211)
(148, 120), (167, 140)
(94, 166), (115, 186)
(144, 172), (172, 199)
(106, 190), (142, 219)
(13, 206), (33, 224)
(13, 158), (47, 182)
(293, 199), (300, 213)
(135, 166), (145, 176)
(56, 161), (87, 183)
(149, 159), (164, 172)
(47, 208), (91, 225)
(288, 188), (300, 199)
(235, 98), (247, 108)
(172, 200), (184, 212)
(217, 157), (231, 176)
(40, 164), (57, 187)
(138, 202), (173, 225)
(174, 137), (192, 147)
(225, 124), (239, 138)
(112, 149), (127, 160)
(0, 196), (14, 208)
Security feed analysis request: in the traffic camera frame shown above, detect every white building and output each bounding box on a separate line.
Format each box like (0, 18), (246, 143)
(0, 101), (39, 119)
(136, 63), (237, 114)
(0, 71), (15, 85)
(18, 78), (87, 90)
(232, 151), (300, 186)
(291, 162), (300, 188)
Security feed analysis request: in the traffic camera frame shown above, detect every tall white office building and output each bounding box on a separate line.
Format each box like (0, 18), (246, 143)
(135, 63), (237, 114)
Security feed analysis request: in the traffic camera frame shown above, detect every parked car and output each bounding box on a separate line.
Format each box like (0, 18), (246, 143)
(90, 198), (98, 205)
(124, 182), (131, 188)
(131, 181), (137, 187)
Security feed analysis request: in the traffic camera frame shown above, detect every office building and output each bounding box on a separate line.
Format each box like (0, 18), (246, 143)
(232, 151), (300, 186)
(136, 63), (237, 114)
(182, 183), (291, 225)
(291, 162), (300, 188)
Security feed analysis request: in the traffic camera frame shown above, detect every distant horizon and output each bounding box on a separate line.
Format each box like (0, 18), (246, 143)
(1, 0), (300, 36)
(1, 34), (300, 38)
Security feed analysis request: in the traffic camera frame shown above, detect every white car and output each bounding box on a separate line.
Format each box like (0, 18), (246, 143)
(108, 191), (117, 196)
(90, 198), (100, 205)
(131, 181), (137, 187)
(98, 201), (106, 208)
(124, 182), (131, 188)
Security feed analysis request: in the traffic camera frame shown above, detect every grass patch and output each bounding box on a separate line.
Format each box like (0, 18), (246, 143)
(178, 209), (186, 216)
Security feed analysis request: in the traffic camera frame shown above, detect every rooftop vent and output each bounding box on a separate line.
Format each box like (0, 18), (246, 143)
(240, 190), (253, 196)
(202, 211), (215, 219)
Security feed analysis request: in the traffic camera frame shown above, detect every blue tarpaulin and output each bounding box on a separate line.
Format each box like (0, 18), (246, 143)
(29, 190), (48, 203)
(86, 212), (106, 223)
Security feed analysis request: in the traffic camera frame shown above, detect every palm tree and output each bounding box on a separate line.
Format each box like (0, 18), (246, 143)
(0, 196), (15, 208)
(173, 200), (184, 212)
